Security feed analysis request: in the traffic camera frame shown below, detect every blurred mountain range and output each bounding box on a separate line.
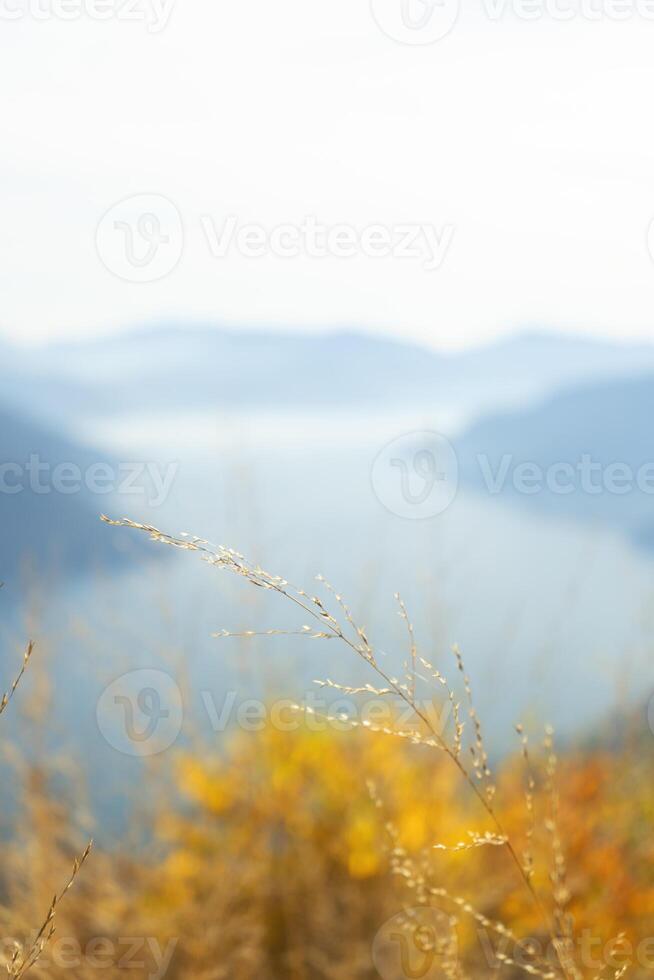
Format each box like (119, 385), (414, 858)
(458, 373), (654, 549)
(4, 324), (654, 425)
(1, 323), (653, 577)
(0, 403), (147, 580)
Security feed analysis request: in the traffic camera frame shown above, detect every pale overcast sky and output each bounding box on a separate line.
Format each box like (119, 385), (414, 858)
(2, 1), (654, 349)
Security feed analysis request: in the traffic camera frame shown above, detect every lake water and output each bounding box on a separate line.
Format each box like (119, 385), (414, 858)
(6, 408), (654, 829)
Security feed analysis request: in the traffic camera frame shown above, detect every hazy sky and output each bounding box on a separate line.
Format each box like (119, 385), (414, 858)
(2, 1), (654, 349)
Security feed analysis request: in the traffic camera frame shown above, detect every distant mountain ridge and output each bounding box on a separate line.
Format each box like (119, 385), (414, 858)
(457, 372), (654, 548)
(0, 403), (149, 578)
(1, 323), (653, 569)
(4, 324), (654, 425)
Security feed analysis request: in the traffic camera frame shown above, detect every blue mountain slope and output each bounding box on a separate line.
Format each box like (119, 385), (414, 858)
(6, 326), (654, 423)
(457, 374), (654, 547)
(0, 404), (148, 578)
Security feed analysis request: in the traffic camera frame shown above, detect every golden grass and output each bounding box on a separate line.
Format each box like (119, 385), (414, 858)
(95, 515), (645, 980)
(0, 640), (92, 978)
(2, 690), (652, 978)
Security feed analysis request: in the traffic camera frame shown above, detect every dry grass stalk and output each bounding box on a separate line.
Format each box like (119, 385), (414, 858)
(0, 643), (34, 719)
(7, 842), (93, 979)
(516, 723), (537, 882)
(1, 640), (92, 977)
(102, 516), (627, 980)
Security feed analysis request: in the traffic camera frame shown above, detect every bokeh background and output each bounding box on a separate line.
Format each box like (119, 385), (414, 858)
(1, 3), (654, 977)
